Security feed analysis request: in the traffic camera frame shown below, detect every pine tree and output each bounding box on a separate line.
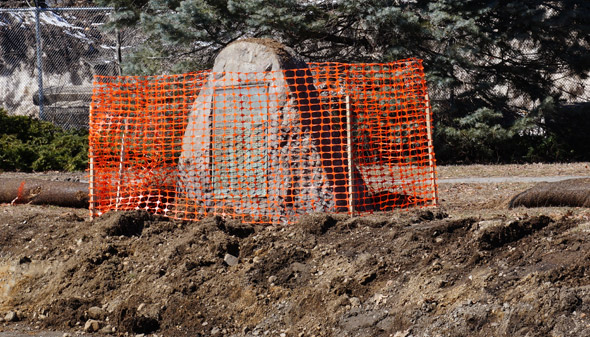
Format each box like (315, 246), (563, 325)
(97, 0), (590, 162)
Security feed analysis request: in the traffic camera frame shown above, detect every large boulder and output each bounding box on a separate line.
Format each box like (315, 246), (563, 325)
(178, 39), (371, 222)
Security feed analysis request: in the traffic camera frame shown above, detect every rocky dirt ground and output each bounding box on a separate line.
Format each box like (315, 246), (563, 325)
(0, 163), (590, 337)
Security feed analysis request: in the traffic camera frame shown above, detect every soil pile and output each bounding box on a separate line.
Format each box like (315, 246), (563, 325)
(1, 203), (590, 336)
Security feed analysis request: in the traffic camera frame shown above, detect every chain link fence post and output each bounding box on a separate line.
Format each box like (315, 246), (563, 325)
(34, 3), (45, 120)
(0, 6), (144, 130)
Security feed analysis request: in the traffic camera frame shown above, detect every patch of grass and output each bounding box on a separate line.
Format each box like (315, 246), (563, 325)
(0, 108), (88, 172)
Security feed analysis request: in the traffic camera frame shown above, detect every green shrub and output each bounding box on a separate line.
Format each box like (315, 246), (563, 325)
(434, 107), (539, 164)
(0, 108), (88, 172)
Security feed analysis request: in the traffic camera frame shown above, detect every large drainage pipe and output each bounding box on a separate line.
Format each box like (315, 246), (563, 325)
(0, 178), (88, 208)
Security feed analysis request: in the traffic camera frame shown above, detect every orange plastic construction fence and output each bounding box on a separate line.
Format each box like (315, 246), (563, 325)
(89, 58), (438, 224)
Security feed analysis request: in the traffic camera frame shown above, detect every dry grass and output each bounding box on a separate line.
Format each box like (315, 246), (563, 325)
(437, 162), (590, 179)
(437, 163), (590, 221)
(1, 162), (589, 221)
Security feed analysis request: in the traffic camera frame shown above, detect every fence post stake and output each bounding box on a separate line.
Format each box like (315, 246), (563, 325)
(89, 104), (96, 218)
(345, 95), (355, 216)
(424, 93), (438, 206)
(115, 118), (129, 211)
(34, 2), (45, 120)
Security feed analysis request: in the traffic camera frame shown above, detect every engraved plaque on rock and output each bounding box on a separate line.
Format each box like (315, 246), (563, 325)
(212, 84), (269, 199)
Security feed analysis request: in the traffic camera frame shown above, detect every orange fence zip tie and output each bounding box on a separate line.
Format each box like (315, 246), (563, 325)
(89, 59), (438, 224)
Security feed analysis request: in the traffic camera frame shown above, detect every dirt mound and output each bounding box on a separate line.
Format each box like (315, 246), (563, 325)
(509, 178), (590, 208)
(1, 202), (590, 336)
(95, 210), (154, 237)
(477, 215), (552, 250)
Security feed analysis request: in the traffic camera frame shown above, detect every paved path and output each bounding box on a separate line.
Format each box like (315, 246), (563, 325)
(438, 175), (590, 184)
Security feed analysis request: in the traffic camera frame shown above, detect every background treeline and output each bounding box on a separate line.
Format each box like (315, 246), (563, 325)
(94, 0), (590, 164)
(3, 1), (589, 169)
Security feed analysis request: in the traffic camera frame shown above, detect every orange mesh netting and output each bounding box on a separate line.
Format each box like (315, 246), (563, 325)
(89, 58), (438, 224)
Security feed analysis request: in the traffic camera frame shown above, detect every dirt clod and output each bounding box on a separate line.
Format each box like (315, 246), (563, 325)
(87, 306), (104, 320)
(42, 298), (96, 328)
(297, 213), (339, 234)
(4, 311), (18, 322)
(117, 307), (160, 334)
(97, 210), (153, 237)
(83, 319), (99, 332)
(477, 215), (552, 250)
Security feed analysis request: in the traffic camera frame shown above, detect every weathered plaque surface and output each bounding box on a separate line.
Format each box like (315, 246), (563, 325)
(212, 84), (269, 199)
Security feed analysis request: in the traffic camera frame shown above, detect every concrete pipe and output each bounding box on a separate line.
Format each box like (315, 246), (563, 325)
(0, 178), (88, 208)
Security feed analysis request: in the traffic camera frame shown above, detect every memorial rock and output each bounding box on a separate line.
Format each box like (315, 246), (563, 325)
(178, 39), (371, 221)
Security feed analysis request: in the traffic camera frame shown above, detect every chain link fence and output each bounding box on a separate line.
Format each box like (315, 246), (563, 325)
(2, 6), (588, 131)
(0, 6), (140, 130)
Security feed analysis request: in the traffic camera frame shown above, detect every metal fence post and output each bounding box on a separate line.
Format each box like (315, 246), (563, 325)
(116, 28), (123, 76)
(34, 2), (45, 120)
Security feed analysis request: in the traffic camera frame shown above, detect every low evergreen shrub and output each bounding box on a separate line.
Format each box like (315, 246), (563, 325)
(0, 108), (88, 172)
